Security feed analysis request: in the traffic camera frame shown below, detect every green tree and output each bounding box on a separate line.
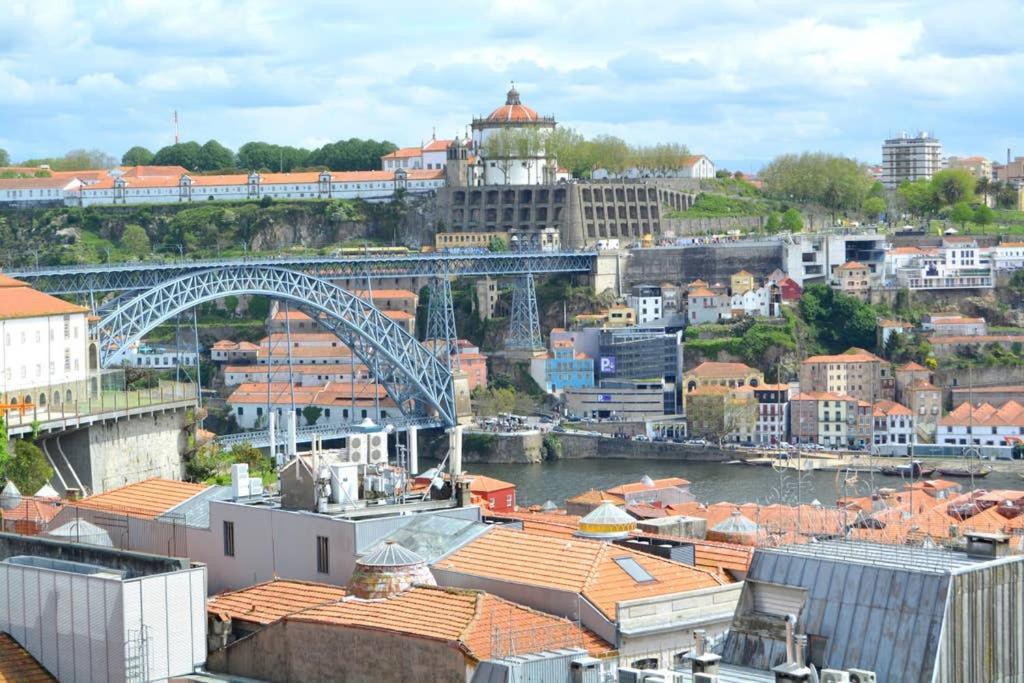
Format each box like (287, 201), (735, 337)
(781, 207), (804, 232)
(198, 139), (235, 171)
(897, 179), (938, 218)
(21, 149), (116, 171)
(799, 284), (877, 352)
(302, 406), (323, 425)
(760, 152), (874, 219)
(121, 224), (151, 258)
(950, 201), (974, 228)
(931, 168), (976, 206)
(121, 146), (154, 166)
(305, 138), (397, 172)
(973, 204), (995, 226)
(152, 141), (203, 170)
(764, 212), (781, 233)
(488, 236), (508, 252)
(4, 440), (53, 495)
(544, 127), (587, 177)
(862, 196), (887, 221)
(0, 149), (9, 166)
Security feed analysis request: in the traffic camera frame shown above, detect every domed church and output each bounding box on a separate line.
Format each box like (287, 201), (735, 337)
(468, 84), (563, 186)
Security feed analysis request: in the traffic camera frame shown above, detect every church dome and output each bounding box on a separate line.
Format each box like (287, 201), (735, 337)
(486, 85), (540, 123)
(347, 541), (436, 599)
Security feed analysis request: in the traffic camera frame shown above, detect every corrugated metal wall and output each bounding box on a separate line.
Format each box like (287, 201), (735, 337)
(938, 559), (1024, 683)
(0, 562), (124, 682)
(122, 567), (206, 682)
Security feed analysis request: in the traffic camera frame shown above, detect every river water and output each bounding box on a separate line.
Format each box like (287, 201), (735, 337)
(426, 457), (1024, 507)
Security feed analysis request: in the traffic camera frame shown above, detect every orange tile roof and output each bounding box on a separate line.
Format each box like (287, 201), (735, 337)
(0, 633), (55, 682)
(836, 261), (866, 270)
(463, 474), (516, 494)
(381, 147), (422, 159)
(687, 361), (757, 378)
(0, 282), (88, 320)
(872, 400), (913, 417)
(208, 579), (347, 625)
(633, 533), (753, 578)
(227, 381), (392, 406)
(688, 385), (731, 397)
(931, 334), (1023, 345)
(289, 585), (602, 661)
(352, 289), (418, 300)
(939, 400), (1024, 427)
(898, 361), (927, 371)
(434, 527), (723, 621)
(687, 287), (718, 298)
(566, 489), (625, 506)
(0, 497), (62, 524)
(607, 477), (689, 496)
(422, 139), (454, 152)
(75, 478), (208, 519)
(0, 177), (76, 190)
(119, 165), (189, 178)
(0, 275), (27, 288)
(802, 348), (883, 364)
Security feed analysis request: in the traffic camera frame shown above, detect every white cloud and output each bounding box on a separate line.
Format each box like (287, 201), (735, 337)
(0, 0), (1020, 164)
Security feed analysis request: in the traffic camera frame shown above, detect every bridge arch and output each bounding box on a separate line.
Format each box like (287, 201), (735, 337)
(94, 266), (455, 426)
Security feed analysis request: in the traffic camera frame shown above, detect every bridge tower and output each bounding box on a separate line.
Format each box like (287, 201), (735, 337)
(425, 273), (460, 371)
(506, 273), (543, 353)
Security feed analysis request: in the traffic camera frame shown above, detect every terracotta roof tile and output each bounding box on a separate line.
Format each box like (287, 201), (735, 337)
(289, 585), (600, 661)
(687, 362), (757, 379)
(566, 489), (625, 506)
(0, 633), (55, 682)
(0, 282), (88, 320)
(435, 527), (723, 621)
(75, 478), (208, 519)
(208, 579), (347, 625)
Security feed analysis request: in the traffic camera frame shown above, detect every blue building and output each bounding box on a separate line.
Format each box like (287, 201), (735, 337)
(540, 341), (594, 393)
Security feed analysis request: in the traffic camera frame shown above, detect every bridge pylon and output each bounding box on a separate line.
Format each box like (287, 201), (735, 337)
(506, 273), (543, 353)
(425, 272), (460, 371)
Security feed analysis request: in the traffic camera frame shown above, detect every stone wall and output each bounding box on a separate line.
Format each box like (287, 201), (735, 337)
(462, 430), (544, 463)
(53, 408), (188, 494)
(547, 433), (733, 462)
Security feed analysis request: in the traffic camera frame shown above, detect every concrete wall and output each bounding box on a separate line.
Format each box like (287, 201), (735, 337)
(209, 619), (471, 683)
(51, 408), (187, 494)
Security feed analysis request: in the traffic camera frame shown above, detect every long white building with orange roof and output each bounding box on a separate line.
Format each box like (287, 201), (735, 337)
(65, 167), (444, 207)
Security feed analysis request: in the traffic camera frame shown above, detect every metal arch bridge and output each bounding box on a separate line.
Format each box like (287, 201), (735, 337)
(95, 265), (458, 427)
(215, 415), (441, 448)
(10, 250), (597, 295)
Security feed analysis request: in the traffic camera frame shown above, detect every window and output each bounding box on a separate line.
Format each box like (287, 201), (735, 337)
(223, 521), (235, 556)
(316, 535), (329, 574)
(613, 556), (656, 583)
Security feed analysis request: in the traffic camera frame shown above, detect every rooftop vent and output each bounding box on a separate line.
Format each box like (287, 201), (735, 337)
(964, 531), (1011, 560)
(347, 541), (435, 599)
(576, 502), (636, 540)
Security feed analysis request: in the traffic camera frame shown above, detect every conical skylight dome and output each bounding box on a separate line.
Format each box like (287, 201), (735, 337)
(44, 519), (113, 547)
(640, 475), (655, 488)
(348, 541), (436, 599)
(712, 510), (759, 533)
(0, 481), (22, 511)
(576, 501), (636, 540)
(541, 500), (558, 512)
(34, 483), (59, 499)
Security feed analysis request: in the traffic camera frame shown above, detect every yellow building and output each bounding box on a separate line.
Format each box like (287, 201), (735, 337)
(730, 270), (756, 296)
(435, 231), (509, 250)
(682, 361), (764, 411)
(606, 305), (636, 327)
(834, 261), (870, 301)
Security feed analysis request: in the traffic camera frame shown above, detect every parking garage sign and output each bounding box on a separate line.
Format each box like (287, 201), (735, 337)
(599, 356), (616, 374)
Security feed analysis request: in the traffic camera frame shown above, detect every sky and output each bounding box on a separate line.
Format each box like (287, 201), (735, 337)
(2, 0), (1023, 172)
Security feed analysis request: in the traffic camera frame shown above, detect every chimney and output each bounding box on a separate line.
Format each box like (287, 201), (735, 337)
(65, 487), (81, 502)
(964, 531), (1011, 559)
(773, 616), (812, 682)
(689, 628), (721, 675)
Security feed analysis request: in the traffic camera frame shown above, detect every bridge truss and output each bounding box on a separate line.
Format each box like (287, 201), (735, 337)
(95, 265), (457, 427)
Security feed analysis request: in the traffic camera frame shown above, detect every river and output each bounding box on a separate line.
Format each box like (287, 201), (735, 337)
(425, 457), (1024, 507)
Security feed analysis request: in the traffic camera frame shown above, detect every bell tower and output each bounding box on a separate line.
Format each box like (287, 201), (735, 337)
(445, 136), (469, 187)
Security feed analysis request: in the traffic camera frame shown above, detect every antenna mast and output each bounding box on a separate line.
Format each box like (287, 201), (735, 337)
(173, 110), (180, 144)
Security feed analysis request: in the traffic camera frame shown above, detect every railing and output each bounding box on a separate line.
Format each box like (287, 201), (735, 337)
(4, 376), (197, 434)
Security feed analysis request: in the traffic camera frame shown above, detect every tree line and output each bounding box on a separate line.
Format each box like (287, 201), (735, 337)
(760, 152), (883, 222)
(896, 169), (1008, 226)
(480, 126), (694, 179)
(122, 137), (398, 173)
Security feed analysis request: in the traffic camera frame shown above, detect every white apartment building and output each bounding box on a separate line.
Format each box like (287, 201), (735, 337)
(66, 168), (444, 207)
(730, 286), (778, 318)
(228, 381), (398, 429)
(380, 138), (451, 171)
(628, 285), (663, 324)
(992, 242), (1024, 271)
(0, 275), (94, 407)
(882, 131), (943, 189)
(223, 362), (370, 387)
(937, 400), (1024, 449)
(872, 400), (916, 449)
(893, 238), (994, 290)
(119, 344), (198, 369)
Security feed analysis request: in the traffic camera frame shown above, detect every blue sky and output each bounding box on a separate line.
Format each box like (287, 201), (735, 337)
(2, 0), (1022, 171)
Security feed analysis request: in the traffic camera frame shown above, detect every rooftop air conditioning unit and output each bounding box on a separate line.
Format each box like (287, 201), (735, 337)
(693, 674), (718, 683)
(847, 670), (877, 683)
(617, 669), (641, 683)
(344, 435), (367, 464)
(570, 657), (600, 683)
(821, 671), (849, 683)
(368, 432), (387, 464)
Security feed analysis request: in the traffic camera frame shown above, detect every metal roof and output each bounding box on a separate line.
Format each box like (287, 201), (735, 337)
(366, 513), (490, 563)
(722, 540), (959, 682)
(157, 485), (232, 529)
